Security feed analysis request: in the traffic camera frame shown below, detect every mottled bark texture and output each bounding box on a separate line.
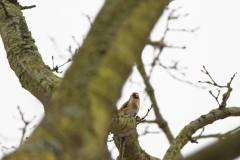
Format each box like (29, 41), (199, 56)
(110, 116), (160, 160)
(0, 1), (61, 109)
(163, 107), (240, 160)
(1, 0), (169, 159)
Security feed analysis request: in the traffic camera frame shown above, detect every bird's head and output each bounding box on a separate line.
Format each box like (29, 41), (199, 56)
(132, 92), (139, 99)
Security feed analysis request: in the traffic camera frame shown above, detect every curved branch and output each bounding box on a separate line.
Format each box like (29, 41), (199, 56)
(0, 1), (61, 109)
(163, 107), (240, 160)
(2, 0), (169, 159)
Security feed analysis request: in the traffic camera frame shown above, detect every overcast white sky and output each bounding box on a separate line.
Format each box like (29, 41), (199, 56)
(0, 0), (240, 159)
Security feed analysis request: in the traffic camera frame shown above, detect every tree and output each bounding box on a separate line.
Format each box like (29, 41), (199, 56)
(0, 0), (240, 160)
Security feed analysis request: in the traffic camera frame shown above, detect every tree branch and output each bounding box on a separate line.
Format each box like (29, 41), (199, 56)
(110, 116), (160, 160)
(199, 66), (237, 109)
(0, 0), (61, 109)
(2, 0), (169, 159)
(137, 59), (175, 143)
(192, 126), (240, 140)
(163, 107), (240, 160)
(185, 126), (240, 160)
(137, 58), (185, 159)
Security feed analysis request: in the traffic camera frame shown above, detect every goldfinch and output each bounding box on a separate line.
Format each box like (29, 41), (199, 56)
(119, 92), (140, 116)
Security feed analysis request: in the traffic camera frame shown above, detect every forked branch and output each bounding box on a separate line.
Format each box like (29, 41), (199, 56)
(199, 66), (237, 109)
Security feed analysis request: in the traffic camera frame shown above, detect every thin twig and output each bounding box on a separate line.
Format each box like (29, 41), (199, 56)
(190, 127), (205, 144)
(140, 104), (153, 121)
(21, 5), (36, 10)
(209, 89), (221, 106)
(164, 44), (186, 49)
(51, 56), (72, 73)
(16, 106), (35, 145)
(148, 50), (162, 78)
(219, 72), (237, 109)
(168, 27), (199, 33)
(228, 72), (237, 85)
(143, 120), (158, 123)
(199, 66), (237, 109)
(0, 144), (16, 155)
(82, 13), (92, 26)
(199, 66), (226, 88)
(165, 69), (205, 89)
(192, 126), (240, 140)
(137, 104), (153, 124)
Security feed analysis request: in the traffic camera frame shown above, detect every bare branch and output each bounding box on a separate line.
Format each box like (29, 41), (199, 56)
(16, 106), (35, 145)
(21, 5), (36, 10)
(164, 44), (186, 49)
(67, 36), (81, 55)
(192, 126), (240, 140)
(0, 144), (16, 155)
(165, 69), (205, 89)
(137, 59), (177, 153)
(145, 7), (201, 91)
(190, 127), (205, 144)
(167, 27), (199, 33)
(143, 120), (158, 123)
(199, 66), (237, 109)
(198, 66), (226, 88)
(209, 89), (221, 106)
(163, 107), (240, 160)
(137, 104), (153, 124)
(81, 13), (93, 26)
(51, 56), (72, 73)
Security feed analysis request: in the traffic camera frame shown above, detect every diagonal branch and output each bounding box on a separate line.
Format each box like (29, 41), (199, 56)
(137, 58), (186, 159)
(137, 59), (175, 143)
(0, 1), (61, 109)
(163, 107), (240, 160)
(2, 0), (170, 159)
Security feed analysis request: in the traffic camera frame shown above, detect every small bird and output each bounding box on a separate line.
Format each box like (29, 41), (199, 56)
(119, 92), (140, 116)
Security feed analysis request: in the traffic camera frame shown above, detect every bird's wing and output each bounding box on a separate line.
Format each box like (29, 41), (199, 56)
(119, 101), (129, 110)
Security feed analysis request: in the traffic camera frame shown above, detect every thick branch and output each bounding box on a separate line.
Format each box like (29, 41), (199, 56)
(110, 116), (160, 160)
(3, 0), (169, 159)
(0, 0), (61, 109)
(163, 107), (240, 160)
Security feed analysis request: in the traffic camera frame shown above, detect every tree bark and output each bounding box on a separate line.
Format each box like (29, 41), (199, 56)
(1, 0), (169, 159)
(110, 116), (160, 160)
(163, 107), (240, 160)
(0, 0), (61, 109)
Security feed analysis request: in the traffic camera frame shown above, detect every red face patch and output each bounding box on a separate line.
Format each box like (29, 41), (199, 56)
(132, 92), (139, 99)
